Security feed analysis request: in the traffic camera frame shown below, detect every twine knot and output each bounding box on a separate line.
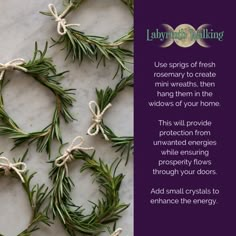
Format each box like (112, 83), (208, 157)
(48, 3), (80, 35)
(0, 58), (27, 80)
(55, 136), (94, 176)
(92, 116), (102, 124)
(87, 101), (112, 141)
(0, 157), (27, 183)
(111, 228), (123, 236)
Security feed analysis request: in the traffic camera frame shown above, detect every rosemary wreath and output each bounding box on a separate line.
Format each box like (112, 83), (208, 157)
(0, 153), (51, 236)
(87, 74), (134, 164)
(41, 0), (134, 77)
(48, 136), (129, 235)
(0, 42), (75, 155)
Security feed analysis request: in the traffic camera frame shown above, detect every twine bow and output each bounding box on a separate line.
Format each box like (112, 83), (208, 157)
(48, 3), (80, 35)
(0, 157), (27, 183)
(87, 101), (112, 141)
(55, 136), (94, 176)
(0, 58), (27, 80)
(111, 228), (123, 236)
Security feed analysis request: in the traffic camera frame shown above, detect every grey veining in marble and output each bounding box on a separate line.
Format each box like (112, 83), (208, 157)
(0, 0), (133, 235)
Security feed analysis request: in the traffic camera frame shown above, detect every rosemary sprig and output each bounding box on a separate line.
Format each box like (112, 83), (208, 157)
(64, 0), (134, 13)
(49, 149), (128, 235)
(94, 74), (134, 164)
(41, 0), (133, 77)
(0, 152), (51, 236)
(121, 0), (134, 14)
(0, 42), (75, 156)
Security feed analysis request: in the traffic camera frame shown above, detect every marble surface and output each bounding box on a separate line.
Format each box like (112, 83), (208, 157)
(0, 1), (133, 235)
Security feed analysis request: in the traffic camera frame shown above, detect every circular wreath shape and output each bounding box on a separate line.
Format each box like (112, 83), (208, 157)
(87, 74), (134, 164)
(0, 154), (50, 236)
(0, 42), (75, 155)
(49, 136), (128, 235)
(42, 0), (134, 76)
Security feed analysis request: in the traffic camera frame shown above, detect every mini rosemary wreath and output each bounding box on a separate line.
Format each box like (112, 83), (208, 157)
(0, 153), (50, 236)
(49, 136), (128, 235)
(0, 42), (75, 155)
(87, 74), (134, 164)
(41, 0), (134, 76)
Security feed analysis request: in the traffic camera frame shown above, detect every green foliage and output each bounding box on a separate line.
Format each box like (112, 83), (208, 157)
(95, 74), (134, 164)
(121, 0), (134, 14)
(48, 149), (128, 235)
(0, 42), (75, 156)
(42, 0), (133, 77)
(64, 0), (134, 13)
(0, 152), (51, 236)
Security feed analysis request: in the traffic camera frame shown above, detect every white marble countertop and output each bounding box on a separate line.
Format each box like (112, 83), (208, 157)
(0, 1), (133, 235)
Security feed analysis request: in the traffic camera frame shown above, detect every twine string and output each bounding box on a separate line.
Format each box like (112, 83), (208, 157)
(48, 3), (80, 35)
(0, 58), (27, 80)
(0, 157), (27, 183)
(111, 228), (123, 236)
(87, 101), (112, 141)
(55, 136), (94, 176)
